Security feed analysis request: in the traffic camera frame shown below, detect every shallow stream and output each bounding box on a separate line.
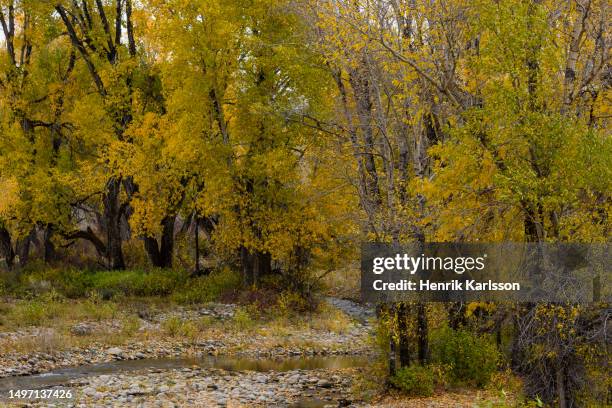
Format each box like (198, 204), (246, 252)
(0, 354), (369, 407)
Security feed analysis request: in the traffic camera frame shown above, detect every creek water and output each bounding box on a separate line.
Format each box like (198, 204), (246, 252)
(0, 354), (369, 407)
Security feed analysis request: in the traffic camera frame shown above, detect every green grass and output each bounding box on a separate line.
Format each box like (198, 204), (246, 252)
(170, 268), (241, 304)
(0, 266), (241, 303)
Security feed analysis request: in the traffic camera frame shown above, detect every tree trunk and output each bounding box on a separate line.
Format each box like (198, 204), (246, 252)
(397, 303), (411, 367)
(159, 216), (174, 267)
(240, 247), (272, 286)
(417, 302), (429, 364)
(349, 67), (382, 210)
(389, 336), (397, 378)
(0, 227), (15, 269)
(103, 177), (125, 270)
(16, 230), (33, 267)
(194, 215), (200, 274)
(556, 365), (567, 408)
(144, 216), (175, 268)
(43, 224), (59, 263)
(240, 246), (253, 284)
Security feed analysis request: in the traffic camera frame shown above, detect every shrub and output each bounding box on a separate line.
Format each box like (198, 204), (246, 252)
(232, 307), (254, 330)
(89, 268), (188, 297)
(121, 315), (142, 337)
(310, 303), (353, 334)
(276, 291), (309, 316)
(391, 365), (435, 396)
(5, 267), (190, 299)
(82, 292), (118, 321)
(430, 327), (499, 387)
(11, 291), (64, 326)
(172, 268), (241, 304)
(162, 316), (199, 339)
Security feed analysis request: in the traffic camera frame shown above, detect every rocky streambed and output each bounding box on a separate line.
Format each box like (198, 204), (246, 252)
(0, 357), (367, 407)
(0, 298), (376, 407)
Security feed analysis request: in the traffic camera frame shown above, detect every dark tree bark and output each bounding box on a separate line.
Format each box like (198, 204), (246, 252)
(389, 335), (397, 377)
(417, 302), (429, 364)
(0, 226), (15, 269)
(15, 229), (34, 267)
(240, 246), (272, 286)
(43, 224), (59, 263)
(64, 226), (107, 257)
(103, 177), (125, 270)
(397, 303), (411, 367)
(194, 215), (200, 274)
(348, 67), (382, 209)
(192, 215), (217, 276)
(143, 215), (175, 268)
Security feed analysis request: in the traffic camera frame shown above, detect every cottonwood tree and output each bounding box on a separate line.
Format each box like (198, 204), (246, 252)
(54, 0), (164, 269)
(143, 0), (356, 284)
(0, 0), (77, 267)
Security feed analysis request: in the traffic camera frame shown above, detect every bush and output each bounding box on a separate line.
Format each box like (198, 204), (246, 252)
(3, 265), (243, 305)
(162, 316), (199, 339)
(82, 291), (118, 320)
(232, 307), (254, 330)
(430, 327), (499, 387)
(4, 267), (190, 299)
(121, 315), (142, 337)
(10, 291), (65, 326)
(172, 268), (241, 304)
(391, 365), (435, 396)
(88, 268), (187, 297)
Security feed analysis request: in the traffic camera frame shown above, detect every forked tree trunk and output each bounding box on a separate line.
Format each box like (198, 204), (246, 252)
(11, 227), (36, 267)
(143, 216), (175, 268)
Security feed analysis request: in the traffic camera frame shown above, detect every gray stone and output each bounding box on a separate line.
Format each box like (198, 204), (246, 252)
(71, 323), (94, 336)
(83, 387), (96, 396)
(317, 379), (333, 388)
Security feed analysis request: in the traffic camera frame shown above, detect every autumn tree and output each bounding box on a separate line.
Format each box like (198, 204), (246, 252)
(140, 0), (356, 284)
(0, 0), (77, 267)
(53, 0), (158, 269)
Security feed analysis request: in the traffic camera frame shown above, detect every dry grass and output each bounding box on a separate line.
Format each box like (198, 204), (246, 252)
(321, 265), (361, 299)
(0, 293), (361, 357)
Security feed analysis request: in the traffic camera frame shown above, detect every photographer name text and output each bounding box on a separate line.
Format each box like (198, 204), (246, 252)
(372, 279), (521, 291)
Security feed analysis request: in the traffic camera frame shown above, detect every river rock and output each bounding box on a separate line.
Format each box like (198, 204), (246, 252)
(107, 347), (124, 357)
(71, 323), (94, 336)
(317, 379), (333, 388)
(83, 386), (96, 396)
